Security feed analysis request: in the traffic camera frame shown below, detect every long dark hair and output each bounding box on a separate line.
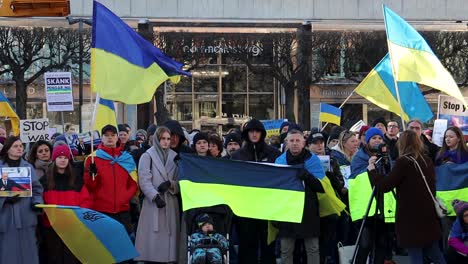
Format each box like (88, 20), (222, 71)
(46, 158), (75, 190)
(28, 140), (53, 165)
(0, 136), (22, 161)
(397, 130), (426, 162)
(437, 126), (468, 162)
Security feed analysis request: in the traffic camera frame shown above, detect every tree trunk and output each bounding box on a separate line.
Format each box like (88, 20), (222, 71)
(15, 76), (28, 119)
(296, 24), (312, 130)
(284, 84), (295, 122)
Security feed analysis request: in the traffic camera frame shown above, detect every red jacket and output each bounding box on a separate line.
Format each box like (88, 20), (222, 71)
(84, 144), (138, 214)
(40, 173), (93, 227)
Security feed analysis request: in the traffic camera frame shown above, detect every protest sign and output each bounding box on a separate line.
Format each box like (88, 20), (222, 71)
(261, 119), (287, 138)
(20, 118), (49, 143)
(432, 119), (448, 147)
(44, 72), (74, 112)
(0, 167), (32, 197)
(438, 95), (468, 137)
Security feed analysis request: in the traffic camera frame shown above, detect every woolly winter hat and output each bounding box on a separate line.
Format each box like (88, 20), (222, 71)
(358, 125), (370, 139)
(365, 127), (384, 143)
(135, 129), (147, 138)
(192, 132), (209, 147)
(224, 132), (242, 148)
(196, 213), (214, 228)
(452, 199), (468, 216)
(146, 124), (157, 137)
(52, 145), (71, 161)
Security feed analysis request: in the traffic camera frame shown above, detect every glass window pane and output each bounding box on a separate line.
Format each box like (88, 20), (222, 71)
(223, 94), (246, 118)
(223, 66), (247, 93)
(249, 94), (274, 120)
(248, 66), (274, 92)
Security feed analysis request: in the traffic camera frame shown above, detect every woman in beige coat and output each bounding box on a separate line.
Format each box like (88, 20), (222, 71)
(135, 126), (180, 262)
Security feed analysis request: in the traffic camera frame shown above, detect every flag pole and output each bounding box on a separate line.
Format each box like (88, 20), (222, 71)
(321, 90), (355, 131)
(383, 4), (406, 130)
(90, 93), (98, 180)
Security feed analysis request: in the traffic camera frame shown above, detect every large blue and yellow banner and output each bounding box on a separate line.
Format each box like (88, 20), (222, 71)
(435, 163), (468, 216)
(91, 1), (190, 104)
(38, 205), (139, 264)
(0, 91), (19, 135)
(178, 153), (305, 223)
(355, 54), (433, 122)
(383, 5), (467, 107)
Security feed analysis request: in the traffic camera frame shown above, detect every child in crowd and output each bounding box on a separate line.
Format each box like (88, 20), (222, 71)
(447, 200), (468, 263)
(189, 214), (229, 264)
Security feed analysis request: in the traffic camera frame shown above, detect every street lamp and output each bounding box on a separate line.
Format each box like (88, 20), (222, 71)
(67, 16), (92, 133)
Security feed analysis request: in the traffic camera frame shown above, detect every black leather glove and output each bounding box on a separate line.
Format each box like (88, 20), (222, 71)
(173, 154), (181, 163)
(157, 180), (171, 193)
(5, 194), (21, 204)
(89, 163), (98, 175)
(297, 168), (310, 181)
(153, 194), (166, 208)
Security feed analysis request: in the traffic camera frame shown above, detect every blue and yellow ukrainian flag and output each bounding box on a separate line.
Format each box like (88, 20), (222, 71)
(319, 103), (341, 125)
(0, 91), (19, 135)
(179, 153), (305, 223)
(92, 95), (117, 134)
(37, 205), (138, 264)
(91, 1), (191, 104)
(383, 5), (467, 106)
(435, 163), (468, 216)
(355, 54), (433, 122)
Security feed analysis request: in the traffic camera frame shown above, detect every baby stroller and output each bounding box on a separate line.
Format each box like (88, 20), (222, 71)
(185, 204), (233, 264)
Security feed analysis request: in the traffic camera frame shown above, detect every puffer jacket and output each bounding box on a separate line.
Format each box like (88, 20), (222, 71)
(84, 144), (138, 214)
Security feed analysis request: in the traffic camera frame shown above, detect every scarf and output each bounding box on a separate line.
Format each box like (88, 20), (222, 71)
(35, 159), (52, 179)
(95, 149), (136, 175)
(286, 148), (311, 165)
(153, 136), (169, 165)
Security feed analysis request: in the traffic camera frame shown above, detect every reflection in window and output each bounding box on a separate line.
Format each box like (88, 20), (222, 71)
(250, 94), (274, 120)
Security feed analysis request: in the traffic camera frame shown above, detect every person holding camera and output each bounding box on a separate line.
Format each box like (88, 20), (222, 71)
(135, 126), (180, 263)
(368, 130), (446, 264)
(349, 127), (395, 264)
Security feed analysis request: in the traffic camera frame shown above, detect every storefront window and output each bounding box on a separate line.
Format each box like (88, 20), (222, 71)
(223, 66), (247, 93)
(249, 66), (274, 93)
(250, 94), (274, 120)
(223, 94), (246, 117)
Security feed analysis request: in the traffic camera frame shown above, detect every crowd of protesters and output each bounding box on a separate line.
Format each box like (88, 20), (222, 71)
(0, 116), (467, 264)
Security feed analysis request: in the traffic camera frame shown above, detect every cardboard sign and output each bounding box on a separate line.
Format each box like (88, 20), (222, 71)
(432, 119), (448, 147)
(438, 95), (468, 137)
(20, 118), (49, 143)
(44, 72), (74, 112)
(0, 167), (32, 197)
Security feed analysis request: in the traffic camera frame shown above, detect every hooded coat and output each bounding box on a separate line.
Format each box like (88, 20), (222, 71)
(135, 135), (180, 262)
(164, 120), (194, 154)
(231, 119), (280, 163)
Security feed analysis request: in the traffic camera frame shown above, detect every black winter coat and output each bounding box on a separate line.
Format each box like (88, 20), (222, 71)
(276, 150), (324, 239)
(231, 142), (280, 163)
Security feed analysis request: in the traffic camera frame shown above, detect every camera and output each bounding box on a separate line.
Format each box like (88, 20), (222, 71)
(369, 143), (388, 160)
